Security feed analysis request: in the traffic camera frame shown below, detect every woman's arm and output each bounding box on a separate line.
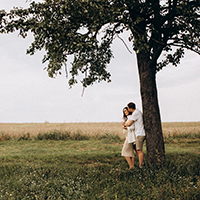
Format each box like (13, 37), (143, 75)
(122, 120), (127, 128)
(122, 119), (127, 126)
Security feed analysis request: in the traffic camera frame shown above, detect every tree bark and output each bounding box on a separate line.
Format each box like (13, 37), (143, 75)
(137, 52), (165, 166)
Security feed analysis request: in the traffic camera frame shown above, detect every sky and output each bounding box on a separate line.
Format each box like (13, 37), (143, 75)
(0, 0), (200, 123)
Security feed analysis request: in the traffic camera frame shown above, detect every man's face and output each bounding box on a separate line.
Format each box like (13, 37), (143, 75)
(127, 106), (132, 112)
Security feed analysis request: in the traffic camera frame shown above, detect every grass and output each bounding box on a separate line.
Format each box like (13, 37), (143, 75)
(0, 129), (200, 200)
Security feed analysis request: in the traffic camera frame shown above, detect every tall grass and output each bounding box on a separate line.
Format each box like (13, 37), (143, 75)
(0, 123), (122, 139)
(0, 123), (199, 199)
(1, 122), (200, 140)
(0, 134), (199, 199)
(1, 128), (200, 144)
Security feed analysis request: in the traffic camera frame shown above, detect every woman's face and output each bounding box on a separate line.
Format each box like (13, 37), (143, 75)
(123, 109), (129, 116)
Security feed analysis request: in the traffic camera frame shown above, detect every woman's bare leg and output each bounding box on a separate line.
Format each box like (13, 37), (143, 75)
(125, 157), (135, 169)
(130, 157), (135, 169)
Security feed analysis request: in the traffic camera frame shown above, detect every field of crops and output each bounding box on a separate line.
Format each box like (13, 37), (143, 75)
(1, 122), (200, 139)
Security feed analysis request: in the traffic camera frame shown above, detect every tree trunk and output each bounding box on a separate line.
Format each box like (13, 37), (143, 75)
(137, 52), (165, 166)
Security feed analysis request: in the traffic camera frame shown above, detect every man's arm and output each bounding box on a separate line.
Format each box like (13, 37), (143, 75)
(124, 120), (134, 127)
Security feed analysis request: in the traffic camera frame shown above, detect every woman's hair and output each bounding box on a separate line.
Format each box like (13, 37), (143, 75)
(123, 107), (130, 120)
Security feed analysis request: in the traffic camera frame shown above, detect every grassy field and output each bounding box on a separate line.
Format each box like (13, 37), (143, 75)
(0, 123), (200, 199)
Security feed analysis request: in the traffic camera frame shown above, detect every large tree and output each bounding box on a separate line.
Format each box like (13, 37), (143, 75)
(0, 0), (199, 166)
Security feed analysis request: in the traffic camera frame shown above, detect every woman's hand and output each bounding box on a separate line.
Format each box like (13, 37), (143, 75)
(122, 125), (127, 129)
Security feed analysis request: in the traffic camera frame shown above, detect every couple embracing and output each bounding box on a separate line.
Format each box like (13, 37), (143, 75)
(121, 102), (146, 169)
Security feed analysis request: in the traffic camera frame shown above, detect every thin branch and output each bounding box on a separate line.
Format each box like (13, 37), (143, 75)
(64, 62), (68, 78)
(81, 70), (88, 97)
(167, 42), (200, 55)
(116, 34), (132, 54)
(81, 87), (85, 97)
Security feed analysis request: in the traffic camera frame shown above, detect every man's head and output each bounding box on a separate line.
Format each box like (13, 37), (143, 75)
(127, 102), (136, 112)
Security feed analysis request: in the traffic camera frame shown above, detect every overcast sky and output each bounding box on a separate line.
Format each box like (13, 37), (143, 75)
(0, 0), (200, 123)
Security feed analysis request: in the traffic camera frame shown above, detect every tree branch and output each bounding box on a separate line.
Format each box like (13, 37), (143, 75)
(167, 42), (200, 55)
(116, 34), (132, 54)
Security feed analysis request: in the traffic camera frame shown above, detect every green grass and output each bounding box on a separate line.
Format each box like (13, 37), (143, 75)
(0, 132), (200, 200)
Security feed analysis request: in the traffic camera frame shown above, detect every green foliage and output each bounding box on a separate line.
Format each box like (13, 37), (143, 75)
(0, 0), (199, 86)
(95, 133), (122, 143)
(0, 137), (199, 199)
(172, 132), (200, 139)
(35, 130), (122, 142)
(0, 132), (11, 141)
(165, 132), (200, 144)
(1, 130), (123, 143)
(18, 132), (31, 141)
(36, 130), (72, 140)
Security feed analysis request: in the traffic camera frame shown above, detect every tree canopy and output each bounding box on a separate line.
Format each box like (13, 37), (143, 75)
(1, 0), (199, 87)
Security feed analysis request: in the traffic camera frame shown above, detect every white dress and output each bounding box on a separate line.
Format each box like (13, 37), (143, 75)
(121, 116), (136, 157)
(126, 115), (136, 143)
(121, 129), (135, 157)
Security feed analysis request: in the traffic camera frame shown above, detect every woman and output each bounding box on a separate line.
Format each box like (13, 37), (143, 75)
(121, 107), (136, 169)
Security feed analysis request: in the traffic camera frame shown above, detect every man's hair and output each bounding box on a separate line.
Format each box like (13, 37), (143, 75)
(127, 102), (136, 109)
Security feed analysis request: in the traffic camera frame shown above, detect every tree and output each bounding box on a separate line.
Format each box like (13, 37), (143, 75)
(0, 0), (199, 166)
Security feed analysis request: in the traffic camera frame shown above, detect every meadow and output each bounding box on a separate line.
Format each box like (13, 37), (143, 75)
(0, 122), (200, 199)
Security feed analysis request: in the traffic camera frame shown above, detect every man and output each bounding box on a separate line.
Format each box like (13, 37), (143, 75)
(124, 102), (146, 168)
